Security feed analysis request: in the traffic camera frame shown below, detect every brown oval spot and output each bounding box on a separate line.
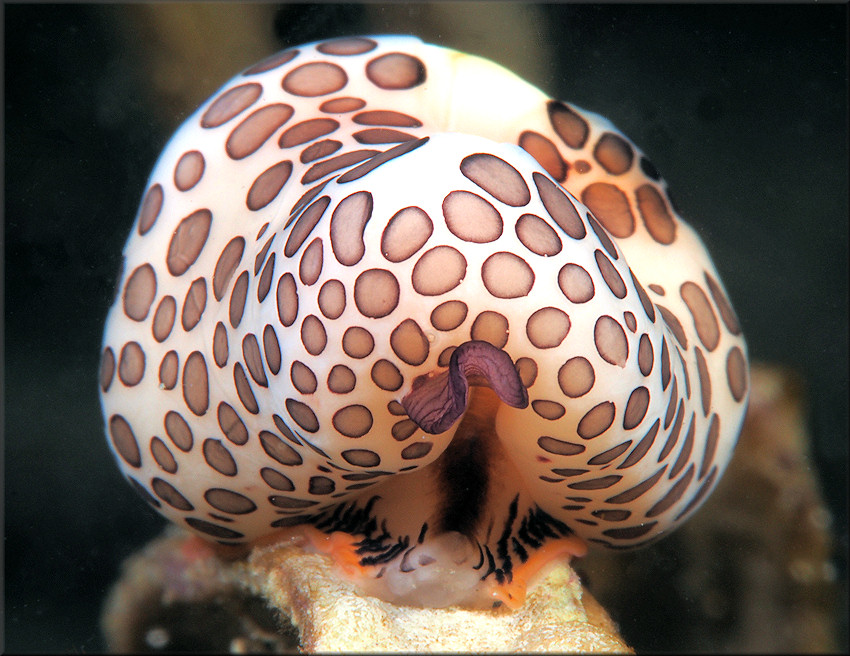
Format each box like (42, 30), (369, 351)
(138, 184), (163, 235)
(259, 429), (304, 465)
(657, 305), (688, 350)
(181, 277), (207, 331)
(595, 316), (629, 367)
(533, 173), (587, 240)
(705, 271), (742, 335)
(342, 326), (375, 359)
(123, 264), (157, 321)
(201, 82), (263, 128)
(538, 435), (585, 456)
(526, 307), (570, 349)
(226, 104), (294, 160)
(392, 419), (418, 441)
(460, 153), (530, 207)
(152, 295), (176, 342)
(109, 415), (141, 467)
(354, 269), (399, 318)
(229, 270), (249, 328)
(516, 357), (538, 387)
(593, 132), (634, 175)
(247, 160), (293, 211)
(366, 52), (425, 90)
(595, 250), (627, 299)
(302, 149), (378, 185)
(150, 437), (177, 474)
(568, 474), (622, 490)
(327, 364), (356, 393)
(470, 311), (509, 349)
(299, 237), (323, 286)
(217, 402), (247, 446)
(158, 351), (178, 389)
(390, 318), (429, 365)
(548, 101), (589, 149)
(242, 333), (268, 387)
(680, 281), (720, 352)
(318, 279), (346, 319)
(623, 387), (650, 430)
(279, 118), (340, 148)
(261, 467), (295, 491)
(430, 300), (468, 332)
(300, 315), (327, 356)
(442, 190), (503, 243)
(152, 478), (193, 510)
(213, 237), (245, 301)
(581, 183), (635, 238)
(283, 62), (347, 97)
(341, 449), (382, 467)
(330, 190), (373, 265)
(515, 213), (562, 257)
(519, 131), (567, 181)
(243, 49), (298, 75)
(100, 347), (116, 392)
(164, 410), (193, 452)
(205, 488), (256, 513)
(353, 128), (417, 144)
(233, 362), (259, 414)
(559, 357), (595, 398)
(698, 414), (722, 481)
(284, 398), (320, 433)
(402, 442), (433, 460)
(577, 401), (616, 439)
(482, 252), (534, 299)
(287, 360), (316, 395)
(276, 272), (298, 327)
(174, 150), (205, 191)
(203, 438), (237, 476)
(411, 246), (466, 296)
(118, 341), (145, 386)
(726, 346), (748, 402)
(301, 138), (342, 162)
(588, 442), (633, 466)
(558, 263), (595, 303)
(638, 334), (654, 376)
(317, 36), (377, 55)
(353, 110), (422, 127)
(333, 405), (373, 437)
(167, 209), (212, 276)
(381, 206), (433, 262)
(263, 324), (281, 375)
(285, 196), (330, 257)
(320, 96), (366, 113)
(636, 184), (676, 244)
(183, 351), (209, 415)
(213, 321), (229, 368)
(630, 271), (656, 323)
(694, 347), (712, 417)
(371, 359), (403, 391)
(532, 399), (566, 420)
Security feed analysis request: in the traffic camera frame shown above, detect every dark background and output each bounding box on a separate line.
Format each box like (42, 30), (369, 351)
(4, 3), (847, 652)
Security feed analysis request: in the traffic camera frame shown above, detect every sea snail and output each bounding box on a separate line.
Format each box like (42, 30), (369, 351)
(99, 35), (749, 609)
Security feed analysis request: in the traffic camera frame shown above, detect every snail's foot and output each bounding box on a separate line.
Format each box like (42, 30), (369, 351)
(489, 536), (588, 610)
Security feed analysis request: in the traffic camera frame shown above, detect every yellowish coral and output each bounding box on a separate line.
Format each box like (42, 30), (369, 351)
(243, 540), (632, 652)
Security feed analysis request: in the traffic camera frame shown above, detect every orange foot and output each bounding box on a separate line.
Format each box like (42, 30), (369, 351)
(254, 524), (374, 578)
(489, 536), (588, 610)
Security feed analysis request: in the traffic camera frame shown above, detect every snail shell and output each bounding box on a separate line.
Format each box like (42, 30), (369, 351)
(100, 35), (749, 608)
